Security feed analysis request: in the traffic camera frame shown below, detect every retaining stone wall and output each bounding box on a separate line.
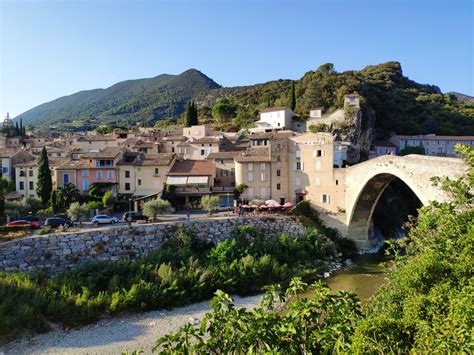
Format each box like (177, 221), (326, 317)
(0, 216), (305, 275)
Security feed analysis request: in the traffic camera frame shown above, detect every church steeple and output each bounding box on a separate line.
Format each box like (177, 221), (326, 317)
(3, 112), (13, 128)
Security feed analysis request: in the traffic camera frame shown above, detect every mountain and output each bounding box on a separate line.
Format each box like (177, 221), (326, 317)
(16, 69), (221, 129)
(447, 92), (474, 105)
(15, 62), (474, 136)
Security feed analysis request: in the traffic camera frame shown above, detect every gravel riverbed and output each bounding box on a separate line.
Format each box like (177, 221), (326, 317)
(1, 294), (263, 355)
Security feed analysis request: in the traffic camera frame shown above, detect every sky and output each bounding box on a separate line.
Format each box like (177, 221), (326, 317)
(0, 0), (473, 118)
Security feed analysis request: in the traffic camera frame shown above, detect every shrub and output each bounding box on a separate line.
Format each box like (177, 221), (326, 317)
(201, 195), (220, 215)
(142, 198), (173, 221)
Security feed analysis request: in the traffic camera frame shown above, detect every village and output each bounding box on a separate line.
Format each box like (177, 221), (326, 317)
(1, 92), (473, 228)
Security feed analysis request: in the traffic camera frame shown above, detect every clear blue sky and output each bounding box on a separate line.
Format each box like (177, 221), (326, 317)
(1, 0), (473, 117)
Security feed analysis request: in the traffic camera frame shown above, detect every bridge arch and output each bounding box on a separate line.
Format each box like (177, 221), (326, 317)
(344, 155), (466, 248)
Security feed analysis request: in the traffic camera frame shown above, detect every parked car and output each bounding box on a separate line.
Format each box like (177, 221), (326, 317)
(91, 215), (119, 227)
(122, 211), (149, 222)
(44, 217), (74, 228)
(6, 220), (41, 229)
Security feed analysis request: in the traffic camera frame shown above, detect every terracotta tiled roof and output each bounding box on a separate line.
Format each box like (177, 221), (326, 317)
(0, 148), (24, 158)
(207, 151), (242, 160)
(260, 106), (291, 113)
(76, 135), (116, 141)
(373, 140), (397, 148)
(82, 147), (123, 159)
(15, 157), (68, 168)
(137, 153), (175, 166)
(167, 159), (214, 176)
(394, 134), (474, 141)
(234, 146), (270, 163)
(248, 132), (295, 140)
(189, 136), (221, 144)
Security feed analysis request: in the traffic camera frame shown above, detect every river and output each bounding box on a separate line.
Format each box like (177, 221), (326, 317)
(303, 251), (391, 303)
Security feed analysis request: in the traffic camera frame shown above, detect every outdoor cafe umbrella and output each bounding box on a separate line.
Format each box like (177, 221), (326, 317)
(265, 199), (281, 207)
(260, 204), (269, 209)
(283, 202), (294, 208)
(241, 204), (250, 208)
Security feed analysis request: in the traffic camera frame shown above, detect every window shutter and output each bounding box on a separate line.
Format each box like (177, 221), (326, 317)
(301, 162), (304, 171)
(293, 162), (297, 171)
(322, 150), (325, 157)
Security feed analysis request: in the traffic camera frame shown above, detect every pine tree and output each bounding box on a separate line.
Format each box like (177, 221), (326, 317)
(289, 81), (296, 111)
(36, 147), (53, 205)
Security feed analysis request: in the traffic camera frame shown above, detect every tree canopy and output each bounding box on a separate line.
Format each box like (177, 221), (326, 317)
(36, 147), (52, 205)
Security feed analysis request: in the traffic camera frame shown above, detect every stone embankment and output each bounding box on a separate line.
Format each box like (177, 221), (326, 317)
(0, 216), (305, 275)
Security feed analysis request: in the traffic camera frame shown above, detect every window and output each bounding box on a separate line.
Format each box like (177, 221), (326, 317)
(315, 149), (324, 157)
(19, 170), (25, 177)
(295, 176), (301, 186)
(261, 187), (266, 197)
(315, 177), (320, 186)
(295, 150), (301, 158)
(29, 181), (34, 190)
(107, 171), (113, 179)
(82, 180), (90, 191)
(95, 159), (113, 168)
(315, 161), (321, 171)
(2, 167), (8, 174)
(276, 155), (281, 162)
(260, 172), (266, 182)
(335, 179), (339, 186)
(125, 170), (130, 178)
(231, 168), (235, 176)
(138, 179), (142, 186)
(200, 149), (205, 156)
(276, 183), (281, 190)
(172, 147), (175, 153)
(19, 181), (24, 190)
(276, 169), (281, 177)
(322, 194), (330, 204)
(154, 168), (159, 176)
(248, 172), (254, 182)
(125, 182), (131, 191)
(260, 163), (265, 171)
(28, 170), (33, 177)
(82, 169), (89, 177)
(248, 187), (254, 198)
(248, 163), (253, 171)
(63, 173), (69, 184)
(96, 171), (103, 179)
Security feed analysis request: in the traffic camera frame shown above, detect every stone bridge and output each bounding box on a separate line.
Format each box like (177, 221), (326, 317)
(343, 154), (466, 248)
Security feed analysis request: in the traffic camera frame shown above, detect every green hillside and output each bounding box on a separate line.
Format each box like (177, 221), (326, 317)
(16, 62), (474, 136)
(16, 69), (221, 129)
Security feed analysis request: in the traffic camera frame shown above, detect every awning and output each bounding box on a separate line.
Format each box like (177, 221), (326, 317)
(166, 176), (188, 185)
(187, 176), (208, 184)
(133, 189), (159, 197)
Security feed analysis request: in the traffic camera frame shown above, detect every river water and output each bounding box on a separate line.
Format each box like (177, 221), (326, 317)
(326, 252), (390, 303)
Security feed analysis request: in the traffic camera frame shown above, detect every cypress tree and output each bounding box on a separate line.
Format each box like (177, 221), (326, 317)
(191, 101), (199, 125)
(50, 189), (59, 212)
(37, 147), (52, 205)
(289, 81), (296, 111)
(184, 101), (193, 127)
(14, 122), (19, 136)
(19, 119), (23, 137)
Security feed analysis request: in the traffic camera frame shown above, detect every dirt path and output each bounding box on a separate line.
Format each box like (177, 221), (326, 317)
(1, 294), (262, 355)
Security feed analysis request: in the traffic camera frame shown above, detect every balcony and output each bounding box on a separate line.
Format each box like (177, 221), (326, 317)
(211, 186), (235, 193)
(174, 187), (211, 194)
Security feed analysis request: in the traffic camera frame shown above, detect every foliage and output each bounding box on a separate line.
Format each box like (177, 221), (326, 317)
(233, 183), (247, 199)
(211, 100), (236, 123)
(17, 69), (221, 129)
(36, 147), (52, 205)
(308, 123), (329, 133)
(200, 195), (220, 215)
(0, 225), (337, 344)
(289, 80), (296, 111)
(292, 201), (356, 258)
(142, 198), (173, 221)
(5, 197), (43, 217)
(399, 146), (425, 156)
(95, 125), (114, 134)
(155, 279), (361, 353)
(50, 190), (60, 212)
(85, 201), (103, 212)
(351, 145), (474, 352)
(102, 191), (115, 207)
(67, 202), (89, 224)
(184, 101), (199, 127)
(57, 183), (80, 209)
